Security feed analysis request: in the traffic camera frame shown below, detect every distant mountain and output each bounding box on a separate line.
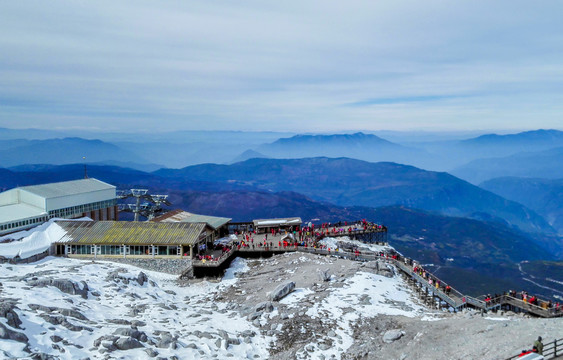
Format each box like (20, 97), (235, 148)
(166, 188), (561, 297)
(0, 137), (151, 168)
(451, 146), (563, 184)
(461, 129), (563, 147)
(411, 129), (563, 171)
(253, 132), (437, 169)
(155, 157), (553, 234)
(229, 149), (268, 164)
(481, 177), (563, 235)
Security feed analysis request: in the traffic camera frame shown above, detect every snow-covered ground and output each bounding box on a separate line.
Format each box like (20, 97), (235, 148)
(1, 224), (561, 359)
(0, 256), (271, 359)
(0, 218), (89, 259)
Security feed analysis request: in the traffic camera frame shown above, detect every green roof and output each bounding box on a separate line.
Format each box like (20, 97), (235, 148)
(56, 221), (210, 246)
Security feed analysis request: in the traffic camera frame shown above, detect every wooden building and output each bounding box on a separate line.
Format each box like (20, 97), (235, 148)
(53, 220), (215, 259)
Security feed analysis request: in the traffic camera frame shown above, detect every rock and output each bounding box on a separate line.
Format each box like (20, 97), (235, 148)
(317, 268), (331, 282)
(0, 322), (28, 343)
(115, 337), (144, 350)
(93, 335), (119, 347)
(327, 330), (336, 337)
(227, 338), (240, 346)
(145, 348), (158, 357)
(107, 319), (131, 325)
(383, 329), (405, 343)
(27, 279), (89, 299)
(28, 304), (88, 321)
(113, 328), (147, 342)
(186, 343), (198, 349)
(241, 330), (256, 338)
(254, 301), (274, 313)
(318, 343), (331, 351)
(215, 338), (222, 349)
(156, 333), (174, 348)
(269, 281), (295, 301)
(247, 312), (263, 321)
(280, 313), (289, 320)
(0, 300), (22, 329)
(200, 331), (214, 339)
(306, 344), (315, 352)
(50, 335), (63, 343)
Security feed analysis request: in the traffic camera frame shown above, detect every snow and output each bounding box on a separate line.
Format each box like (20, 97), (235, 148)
(0, 256), (271, 360)
(0, 218), (84, 259)
(319, 236), (391, 253)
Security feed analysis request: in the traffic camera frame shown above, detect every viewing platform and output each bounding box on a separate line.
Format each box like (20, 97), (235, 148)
(191, 229), (562, 319)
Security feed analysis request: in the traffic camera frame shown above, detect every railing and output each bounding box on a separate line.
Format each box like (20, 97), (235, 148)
(506, 338), (562, 360)
(191, 248), (236, 267)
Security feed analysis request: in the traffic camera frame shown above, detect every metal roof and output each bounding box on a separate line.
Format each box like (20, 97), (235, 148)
(253, 217), (302, 227)
(0, 203), (46, 224)
(152, 210), (231, 230)
(55, 221), (210, 246)
(20, 178), (115, 199)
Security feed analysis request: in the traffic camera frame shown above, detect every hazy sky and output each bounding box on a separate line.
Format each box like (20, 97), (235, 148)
(1, 1), (562, 133)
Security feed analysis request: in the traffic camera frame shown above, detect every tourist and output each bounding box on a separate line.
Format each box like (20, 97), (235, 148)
(533, 336), (543, 355)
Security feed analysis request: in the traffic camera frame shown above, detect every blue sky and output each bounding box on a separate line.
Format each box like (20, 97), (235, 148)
(0, 0), (562, 133)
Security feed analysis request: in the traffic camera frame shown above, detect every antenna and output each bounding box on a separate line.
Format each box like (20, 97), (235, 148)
(83, 156), (88, 179)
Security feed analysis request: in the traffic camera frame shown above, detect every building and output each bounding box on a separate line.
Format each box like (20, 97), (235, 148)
(0, 178), (117, 236)
(53, 220), (214, 258)
(151, 209), (231, 239)
(252, 217), (302, 234)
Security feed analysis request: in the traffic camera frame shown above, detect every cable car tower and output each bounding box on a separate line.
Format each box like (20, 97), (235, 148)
(117, 189), (171, 221)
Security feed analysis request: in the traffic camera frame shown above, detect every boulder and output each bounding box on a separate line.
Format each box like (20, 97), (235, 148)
(115, 337), (144, 350)
(137, 272), (148, 286)
(247, 312), (262, 321)
(0, 322), (28, 343)
(28, 279), (89, 299)
(269, 281), (295, 301)
(254, 301), (274, 313)
(383, 329), (405, 343)
(317, 269), (331, 282)
(113, 328), (147, 342)
(0, 300), (22, 328)
(145, 348), (158, 357)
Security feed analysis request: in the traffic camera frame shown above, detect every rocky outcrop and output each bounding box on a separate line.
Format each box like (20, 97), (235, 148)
(269, 281), (295, 301)
(0, 300), (22, 328)
(0, 322), (28, 343)
(27, 279), (89, 299)
(115, 336), (144, 350)
(254, 301), (274, 313)
(383, 329), (405, 343)
(28, 304), (89, 321)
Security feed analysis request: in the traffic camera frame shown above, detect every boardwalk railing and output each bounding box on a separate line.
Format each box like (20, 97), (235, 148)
(506, 338), (562, 360)
(189, 235), (562, 318)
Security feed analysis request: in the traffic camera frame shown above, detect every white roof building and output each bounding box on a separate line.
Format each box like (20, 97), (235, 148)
(0, 178), (117, 236)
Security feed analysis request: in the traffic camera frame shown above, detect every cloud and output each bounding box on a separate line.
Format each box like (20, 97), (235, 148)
(0, 0), (562, 132)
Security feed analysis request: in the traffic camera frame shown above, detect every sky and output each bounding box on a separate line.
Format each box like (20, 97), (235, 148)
(0, 0), (562, 133)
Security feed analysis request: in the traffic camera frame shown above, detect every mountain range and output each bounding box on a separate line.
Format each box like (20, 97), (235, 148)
(156, 157), (553, 234)
(481, 177), (563, 235)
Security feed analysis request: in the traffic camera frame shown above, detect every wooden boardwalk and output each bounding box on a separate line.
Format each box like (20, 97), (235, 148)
(191, 232), (562, 318)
